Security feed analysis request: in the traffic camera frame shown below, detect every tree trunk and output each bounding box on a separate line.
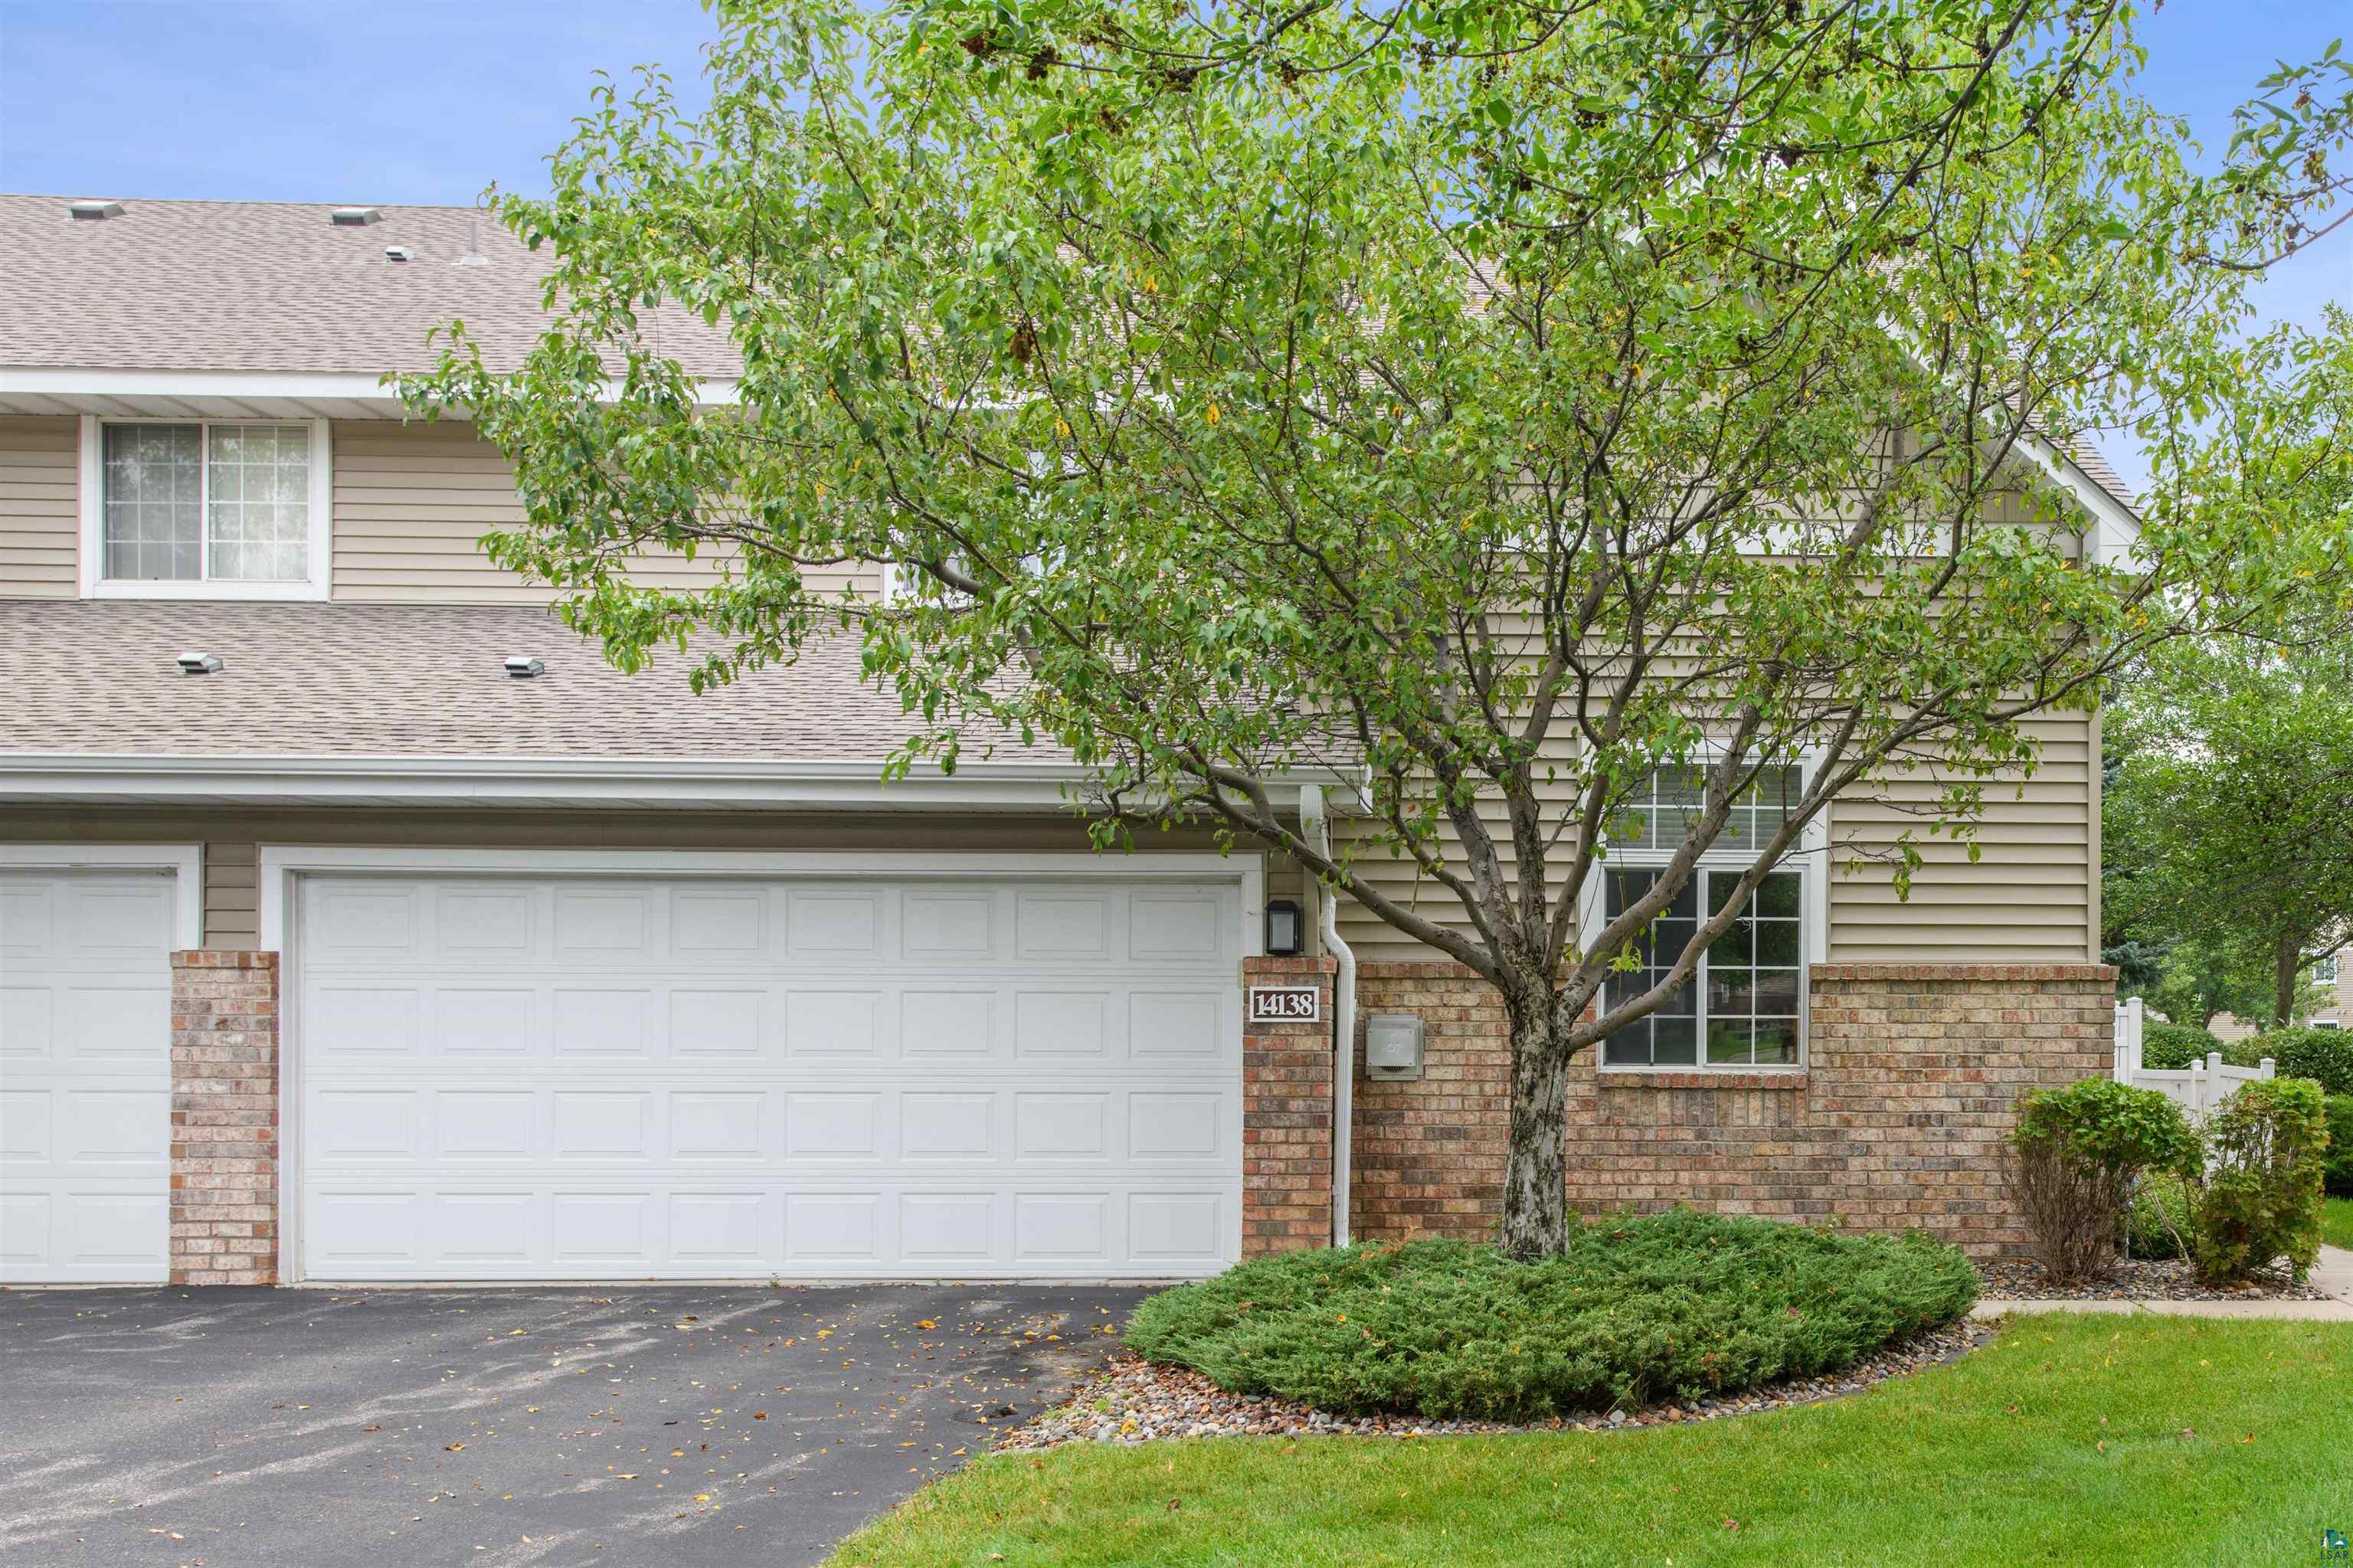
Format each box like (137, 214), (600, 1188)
(2276, 928), (2302, 1028)
(1498, 990), (1575, 1258)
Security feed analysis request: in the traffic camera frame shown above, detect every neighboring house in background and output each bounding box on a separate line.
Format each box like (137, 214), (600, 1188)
(2211, 947), (2350, 1039)
(0, 196), (2134, 1288)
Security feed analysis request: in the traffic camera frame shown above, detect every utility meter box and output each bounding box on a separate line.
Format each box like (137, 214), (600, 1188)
(1363, 1013), (1426, 1081)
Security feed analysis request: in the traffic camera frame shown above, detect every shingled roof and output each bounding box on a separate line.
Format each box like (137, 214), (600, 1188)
(0, 601), (1006, 763)
(0, 195), (738, 379)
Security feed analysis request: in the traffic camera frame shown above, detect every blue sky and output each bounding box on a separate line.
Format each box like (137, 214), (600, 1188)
(2, 0), (2345, 486)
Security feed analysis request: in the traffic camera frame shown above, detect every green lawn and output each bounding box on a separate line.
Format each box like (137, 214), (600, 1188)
(2326, 1197), (2353, 1252)
(829, 1316), (2353, 1567)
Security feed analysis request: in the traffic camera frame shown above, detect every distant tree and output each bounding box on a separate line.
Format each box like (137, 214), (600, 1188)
(412, 0), (2353, 1255)
(2106, 636), (2353, 1028)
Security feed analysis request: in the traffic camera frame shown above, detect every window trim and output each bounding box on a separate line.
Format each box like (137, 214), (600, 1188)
(1579, 749), (1829, 1075)
(2314, 953), (2338, 987)
(78, 414), (332, 600)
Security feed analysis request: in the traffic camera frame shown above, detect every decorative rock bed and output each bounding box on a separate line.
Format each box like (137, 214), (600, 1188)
(997, 1322), (1987, 1450)
(1976, 1256), (2330, 1302)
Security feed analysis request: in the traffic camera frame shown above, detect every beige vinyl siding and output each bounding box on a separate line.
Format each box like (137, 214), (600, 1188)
(0, 415), (79, 597)
(2, 807), (1248, 948)
(329, 421), (878, 603)
(1327, 707), (2099, 966)
(1826, 712), (2096, 964)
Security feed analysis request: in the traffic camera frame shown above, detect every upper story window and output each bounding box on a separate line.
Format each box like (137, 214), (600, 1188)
(2317, 952), (2340, 987)
(1607, 763), (1802, 851)
(80, 417), (330, 599)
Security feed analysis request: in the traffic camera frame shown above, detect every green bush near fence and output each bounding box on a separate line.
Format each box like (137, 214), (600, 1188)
(2140, 1022), (2224, 1071)
(2325, 1096), (2353, 1200)
(2224, 1027), (2353, 1097)
(2188, 1078), (2328, 1285)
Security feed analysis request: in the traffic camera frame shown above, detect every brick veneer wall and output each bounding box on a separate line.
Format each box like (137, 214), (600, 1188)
(1352, 964), (1514, 1239)
(169, 952), (280, 1285)
(1240, 956), (1337, 1257)
(1349, 961), (2115, 1258)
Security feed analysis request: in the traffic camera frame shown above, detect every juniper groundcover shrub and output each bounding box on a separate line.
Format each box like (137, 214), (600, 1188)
(1123, 1213), (1978, 1422)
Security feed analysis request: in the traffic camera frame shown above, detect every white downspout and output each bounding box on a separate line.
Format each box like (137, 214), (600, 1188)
(1300, 785), (1356, 1249)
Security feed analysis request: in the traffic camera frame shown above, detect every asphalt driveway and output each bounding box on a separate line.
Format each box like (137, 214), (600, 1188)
(0, 1282), (1149, 1567)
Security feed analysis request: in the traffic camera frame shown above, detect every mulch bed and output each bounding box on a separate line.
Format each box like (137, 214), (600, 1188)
(998, 1321), (1986, 1450)
(1976, 1255), (2329, 1301)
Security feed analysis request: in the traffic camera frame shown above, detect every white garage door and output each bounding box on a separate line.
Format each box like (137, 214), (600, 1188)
(295, 874), (1245, 1281)
(0, 872), (175, 1284)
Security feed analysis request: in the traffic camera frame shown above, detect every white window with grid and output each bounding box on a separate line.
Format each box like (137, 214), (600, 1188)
(79, 417), (330, 598)
(1582, 762), (1827, 1073)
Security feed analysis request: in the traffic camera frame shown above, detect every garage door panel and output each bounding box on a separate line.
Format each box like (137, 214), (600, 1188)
(669, 989), (767, 1057)
(901, 890), (997, 960)
(0, 986), (53, 1056)
(0, 872), (173, 1283)
(434, 885), (536, 960)
(788, 889), (885, 956)
(669, 888), (767, 957)
(436, 987), (537, 1055)
(1014, 990), (1111, 1059)
(899, 990), (999, 1059)
(309, 985), (422, 1058)
(439, 1090), (535, 1157)
(781, 988), (884, 1059)
(297, 876), (1242, 1280)
(553, 1191), (653, 1267)
(1129, 892), (1225, 961)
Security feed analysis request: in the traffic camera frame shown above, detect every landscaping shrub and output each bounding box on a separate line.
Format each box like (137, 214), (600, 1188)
(1122, 1213), (1978, 1422)
(2188, 1076), (2328, 1285)
(2123, 1173), (2194, 1262)
(2139, 1021), (2223, 1070)
(2006, 1079), (2202, 1283)
(2236, 1027), (2353, 1097)
(2326, 1096), (2353, 1200)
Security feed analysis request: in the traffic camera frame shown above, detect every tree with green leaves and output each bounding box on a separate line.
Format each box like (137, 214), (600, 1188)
(409, 0), (2353, 1255)
(2106, 636), (2353, 1029)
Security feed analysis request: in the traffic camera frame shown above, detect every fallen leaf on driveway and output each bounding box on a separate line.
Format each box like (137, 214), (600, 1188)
(445, 1443), (466, 1452)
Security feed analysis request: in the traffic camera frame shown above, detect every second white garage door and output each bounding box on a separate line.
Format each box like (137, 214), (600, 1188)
(295, 873), (1245, 1281)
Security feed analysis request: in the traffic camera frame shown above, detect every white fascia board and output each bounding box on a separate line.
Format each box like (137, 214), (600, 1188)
(2012, 432), (2143, 568)
(0, 752), (1336, 812)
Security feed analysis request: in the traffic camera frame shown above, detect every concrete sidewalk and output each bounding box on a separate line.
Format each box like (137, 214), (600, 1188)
(1970, 1245), (2353, 1321)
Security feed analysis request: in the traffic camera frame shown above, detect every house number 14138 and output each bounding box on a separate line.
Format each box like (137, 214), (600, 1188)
(1247, 985), (1322, 1024)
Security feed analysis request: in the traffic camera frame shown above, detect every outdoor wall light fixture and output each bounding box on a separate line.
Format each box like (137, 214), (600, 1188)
(1265, 898), (1304, 957)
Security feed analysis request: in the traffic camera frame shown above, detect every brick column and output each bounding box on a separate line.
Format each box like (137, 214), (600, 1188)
(1240, 956), (1336, 1257)
(169, 952), (280, 1285)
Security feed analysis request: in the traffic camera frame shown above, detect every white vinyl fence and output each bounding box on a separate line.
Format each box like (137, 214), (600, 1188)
(2112, 997), (2275, 1121)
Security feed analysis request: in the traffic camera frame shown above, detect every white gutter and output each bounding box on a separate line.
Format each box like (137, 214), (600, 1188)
(0, 751), (1345, 813)
(0, 365), (744, 411)
(1300, 784), (1357, 1249)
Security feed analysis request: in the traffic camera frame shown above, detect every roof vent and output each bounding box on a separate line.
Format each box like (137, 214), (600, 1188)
(384, 245), (417, 263)
(453, 216), (490, 268)
(176, 652), (223, 676)
(503, 656), (544, 679)
(330, 207), (383, 227)
(69, 199), (123, 221)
